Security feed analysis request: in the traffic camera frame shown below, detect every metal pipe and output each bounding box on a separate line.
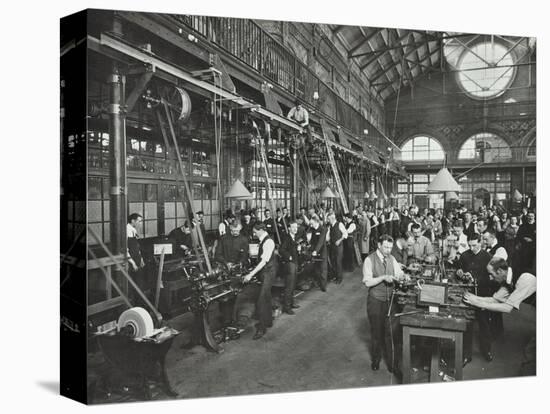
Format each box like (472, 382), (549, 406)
(107, 65), (127, 257)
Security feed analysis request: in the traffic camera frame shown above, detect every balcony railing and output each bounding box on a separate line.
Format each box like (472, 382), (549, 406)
(169, 14), (401, 165)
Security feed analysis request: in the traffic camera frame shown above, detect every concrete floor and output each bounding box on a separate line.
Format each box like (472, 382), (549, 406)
(161, 267), (536, 399)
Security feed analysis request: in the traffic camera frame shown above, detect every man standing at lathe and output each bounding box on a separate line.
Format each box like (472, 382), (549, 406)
(363, 234), (407, 378)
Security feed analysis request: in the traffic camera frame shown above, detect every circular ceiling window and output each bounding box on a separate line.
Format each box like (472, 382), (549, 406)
(457, 41), (516, 99)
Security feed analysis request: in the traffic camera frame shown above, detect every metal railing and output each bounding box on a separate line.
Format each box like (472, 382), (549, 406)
(170, 14), (401, 164)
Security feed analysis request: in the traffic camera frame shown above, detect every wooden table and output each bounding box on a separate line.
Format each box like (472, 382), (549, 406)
(400, 311), (469, 383)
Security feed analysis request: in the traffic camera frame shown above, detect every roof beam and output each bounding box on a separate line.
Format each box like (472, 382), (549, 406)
(359, 30), (413, 70)
(347, 28), (384, 57)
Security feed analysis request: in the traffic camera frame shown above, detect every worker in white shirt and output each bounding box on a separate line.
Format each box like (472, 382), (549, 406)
(443, 219), (469, 263)
(243, 223), (278, 340)
(287, 98), (312, 148)
(326, 212), (348, 284)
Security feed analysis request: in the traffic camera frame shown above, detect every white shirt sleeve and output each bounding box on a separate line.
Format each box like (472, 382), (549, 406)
(339, 222), (348, 239)
(494, 247), (508, 260)
(218, 222), (226, 236)
(392, 256), (404, 278)
(362, 257), (373, 284)
(260, 238), (275, 263)
(347, 223), (357, 235)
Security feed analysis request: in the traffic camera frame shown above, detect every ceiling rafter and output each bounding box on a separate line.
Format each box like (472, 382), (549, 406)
(359, 30), (413, 71)
(347, 27), (385, 57)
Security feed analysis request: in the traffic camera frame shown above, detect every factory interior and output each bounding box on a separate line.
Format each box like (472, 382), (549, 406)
(60, 9), (537, 403)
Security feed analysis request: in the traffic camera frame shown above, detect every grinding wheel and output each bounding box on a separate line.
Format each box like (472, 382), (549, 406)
(117, 307), (154, 339)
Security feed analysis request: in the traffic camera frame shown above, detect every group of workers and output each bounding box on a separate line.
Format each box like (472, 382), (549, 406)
(125, 200), (536, 378)
(360, 203), (536, 380)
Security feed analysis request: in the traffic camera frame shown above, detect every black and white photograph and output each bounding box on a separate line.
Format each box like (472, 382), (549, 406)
(58, 6), (539, 404)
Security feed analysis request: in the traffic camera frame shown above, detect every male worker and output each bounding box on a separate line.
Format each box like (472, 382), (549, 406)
(127, 213), (146, 296)
(358, 210), (372, 261)
(168, 220), (194, 257)
(443, 219), (468, 263)
(278, 221), (301, 315)
(215, 222), (249, 267)
(410, 223), (435, 263)
(308, 215), (329, 292)
(515, 211), (536, 274)
(243, 223), (278, 340)
(287, 98), (310, 128)
(463, 257), (536, 374)
(363, 234), (407, 376)
(327, 212), (348, 284)
(218, 210), (235, 237)
(391, 234), (411, 266)
(343, 213), (357, 272)
(127, 213), (145, 271)
(195, 210), (207, 239)
(214, 222), (250, 327)
(262, 208), (276, 239)
(456, 233), (494, 364)
(482, 228), (508, 338)
(241, 211), (255, 240)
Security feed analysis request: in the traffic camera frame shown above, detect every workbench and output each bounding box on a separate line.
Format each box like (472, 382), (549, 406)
(398, 263), (476, 383)
(400, 309), (469, 383)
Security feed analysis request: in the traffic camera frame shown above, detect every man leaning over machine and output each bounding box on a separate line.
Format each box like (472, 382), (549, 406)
(463, 257), (536, 374)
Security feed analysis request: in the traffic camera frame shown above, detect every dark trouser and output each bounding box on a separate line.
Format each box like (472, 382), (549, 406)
(343, 239), (355, 271)
(465, 309), (492, 359)
(329, 244), (344, 282)
(283, 262), (297, 310)
(256, 267), (276, 331)
(367, 295), (401, 370)
(313, 256), (328, 290)
(490, 312), (504, 338)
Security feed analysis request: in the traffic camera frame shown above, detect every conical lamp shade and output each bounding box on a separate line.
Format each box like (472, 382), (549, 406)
(389, 192), (397, 199)
(364, 191), (370, 199)
(225, 179), (253, 199)
(369, 191), (378, 201)
(512, 189), (523, 201)
(427, 168), (461, 192)
(321, 186), (337, 199)
(445, 191), (459, 201)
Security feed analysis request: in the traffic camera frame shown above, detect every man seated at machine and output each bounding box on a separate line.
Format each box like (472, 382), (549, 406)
(215, 222), (250, 268)
(168, 220), (194, 257)
(410, 223), (435, 263)
(443, 219), (468, 264)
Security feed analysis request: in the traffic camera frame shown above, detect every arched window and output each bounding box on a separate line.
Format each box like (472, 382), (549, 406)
(457, 41), (516, 99)
(400, 136), (445, 161)
(527, 139), (536, 158)
(458, 133), (512, 162)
